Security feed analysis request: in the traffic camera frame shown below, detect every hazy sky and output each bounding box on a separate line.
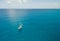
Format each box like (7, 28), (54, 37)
(0, 0), (60, 9)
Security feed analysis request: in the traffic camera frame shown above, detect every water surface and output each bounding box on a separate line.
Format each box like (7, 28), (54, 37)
(0, 9), (60, 41)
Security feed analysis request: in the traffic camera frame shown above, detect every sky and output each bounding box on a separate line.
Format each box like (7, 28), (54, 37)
(0, 0), (60, 9)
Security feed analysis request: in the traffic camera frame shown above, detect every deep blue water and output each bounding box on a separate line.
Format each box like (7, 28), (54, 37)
(0, 9), (60, 41)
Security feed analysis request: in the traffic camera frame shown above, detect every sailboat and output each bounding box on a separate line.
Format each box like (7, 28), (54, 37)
(18, 24), (23, 30)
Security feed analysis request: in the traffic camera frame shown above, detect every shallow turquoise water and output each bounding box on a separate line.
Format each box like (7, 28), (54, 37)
(0, 9), (60, 41)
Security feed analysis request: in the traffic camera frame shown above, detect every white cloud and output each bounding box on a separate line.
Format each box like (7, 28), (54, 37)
(0, 0), (60, 9)
(23, 0), (27, 3)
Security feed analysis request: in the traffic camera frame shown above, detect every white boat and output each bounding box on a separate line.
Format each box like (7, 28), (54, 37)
(18, 24), (23, 30)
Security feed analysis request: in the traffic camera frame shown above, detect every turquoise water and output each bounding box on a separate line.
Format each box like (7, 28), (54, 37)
(0, 9), (60, 41)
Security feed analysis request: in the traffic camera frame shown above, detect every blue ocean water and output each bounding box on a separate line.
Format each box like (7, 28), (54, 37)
(0, 9), (60, 41)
